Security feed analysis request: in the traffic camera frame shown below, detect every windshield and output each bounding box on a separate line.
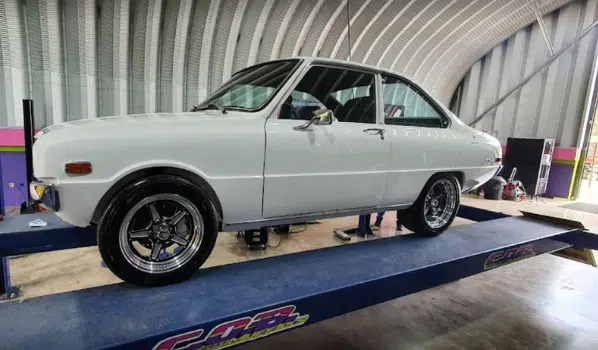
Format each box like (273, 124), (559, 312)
(197, 59), (300, 112)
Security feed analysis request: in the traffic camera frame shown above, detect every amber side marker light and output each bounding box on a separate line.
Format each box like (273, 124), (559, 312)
(65, 162), (93, 175)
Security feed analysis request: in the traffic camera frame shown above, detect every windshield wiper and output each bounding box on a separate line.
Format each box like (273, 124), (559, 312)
(191, 103), (227, 114)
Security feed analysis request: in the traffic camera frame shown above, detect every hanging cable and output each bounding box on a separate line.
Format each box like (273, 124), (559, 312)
(346, 0), (352, 61)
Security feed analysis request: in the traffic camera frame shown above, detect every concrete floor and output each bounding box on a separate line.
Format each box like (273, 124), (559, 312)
(579, 179), (598, 205)
(5, 195), (598, 349)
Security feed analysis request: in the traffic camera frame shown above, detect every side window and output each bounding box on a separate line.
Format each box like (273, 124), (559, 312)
(279, 65), (377, 124)
(381, 75), (447, 128)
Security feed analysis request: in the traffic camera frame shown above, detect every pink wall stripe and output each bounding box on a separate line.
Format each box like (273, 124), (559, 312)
(552, 147), (578, 160)
(502, 144), (578, 161)
(0, 128), (35, 147)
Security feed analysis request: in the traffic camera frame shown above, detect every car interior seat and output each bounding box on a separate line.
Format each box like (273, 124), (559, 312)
(337, 85), (376, 123)
(279, 95), (299, 120)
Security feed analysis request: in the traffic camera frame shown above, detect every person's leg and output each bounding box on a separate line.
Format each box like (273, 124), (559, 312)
(374, 212), (384, 227)
(358, 214), (374, 236)
(396, 210), (402, 231)
(373, 212), (385, 229)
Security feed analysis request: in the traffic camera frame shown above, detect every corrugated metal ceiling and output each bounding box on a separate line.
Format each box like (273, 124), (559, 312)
(0, 0), (574, 127)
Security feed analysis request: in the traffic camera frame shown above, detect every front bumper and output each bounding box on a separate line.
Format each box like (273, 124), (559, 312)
(30, 181), (60, 211)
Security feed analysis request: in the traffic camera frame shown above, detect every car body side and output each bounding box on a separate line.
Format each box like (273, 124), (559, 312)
(31, 57), (501, 230)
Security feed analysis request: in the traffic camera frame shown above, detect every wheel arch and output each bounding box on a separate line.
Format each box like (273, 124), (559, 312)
(91, 166), (223, 229)
(428, 170), (464, 188)
(444, 171), (465, 188)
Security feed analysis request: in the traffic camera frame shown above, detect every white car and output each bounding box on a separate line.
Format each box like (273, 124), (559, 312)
(30, 57), (502, 286)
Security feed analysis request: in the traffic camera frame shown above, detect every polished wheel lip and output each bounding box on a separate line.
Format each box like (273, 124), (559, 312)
(119, 193), (204, 274)
(423, 178), (457, 230)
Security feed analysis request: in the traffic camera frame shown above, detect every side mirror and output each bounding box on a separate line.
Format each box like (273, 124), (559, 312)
(312, 109), (334, 125)
(293, 109), (334, 131)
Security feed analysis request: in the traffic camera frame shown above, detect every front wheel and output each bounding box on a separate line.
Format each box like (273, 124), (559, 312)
(97, 175), (218, 287)
(399, 174), (461, 237)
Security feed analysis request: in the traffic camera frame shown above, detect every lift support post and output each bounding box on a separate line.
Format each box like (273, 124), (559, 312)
(1, 206), (598, 349)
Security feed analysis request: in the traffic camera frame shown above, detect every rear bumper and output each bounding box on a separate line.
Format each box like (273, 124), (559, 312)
(30, 181), (60, 211)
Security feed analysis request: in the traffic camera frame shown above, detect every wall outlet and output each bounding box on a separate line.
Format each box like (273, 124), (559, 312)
(8, 182), (14, 188)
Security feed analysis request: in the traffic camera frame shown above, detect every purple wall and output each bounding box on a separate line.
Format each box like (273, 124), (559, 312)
(0, 152), (27, 209)
(544, 163), (574, 198)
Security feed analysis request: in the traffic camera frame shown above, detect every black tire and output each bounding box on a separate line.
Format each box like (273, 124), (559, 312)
(97, 174), (218, 287)
(399, 174), (461, 237)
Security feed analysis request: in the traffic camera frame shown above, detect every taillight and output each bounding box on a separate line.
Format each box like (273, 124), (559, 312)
(65, 162), (93, 175)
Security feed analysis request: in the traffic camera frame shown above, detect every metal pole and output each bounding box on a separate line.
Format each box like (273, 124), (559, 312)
(590, 143), (597, 188)
(346, 0), (352, 61)
(22, 99), (35, 204)
(571, 31), (598, 199)
(468, 19), (598, 127)
(533, 0), (554, 55)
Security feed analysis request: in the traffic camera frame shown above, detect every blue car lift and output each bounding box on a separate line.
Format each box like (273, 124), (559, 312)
(1, 205), (598, 350)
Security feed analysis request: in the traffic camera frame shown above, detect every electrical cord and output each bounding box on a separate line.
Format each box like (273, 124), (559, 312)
(267, 229), (282, 249)
(267, 223), (310, 249)
(289, 223), (309, 234)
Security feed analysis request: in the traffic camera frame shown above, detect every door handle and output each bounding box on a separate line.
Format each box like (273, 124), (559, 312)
(363, 128), (385, 140)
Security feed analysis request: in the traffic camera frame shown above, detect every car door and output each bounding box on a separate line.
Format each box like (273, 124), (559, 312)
(378, 74), (459, 206)
(262, 65), (390, 219)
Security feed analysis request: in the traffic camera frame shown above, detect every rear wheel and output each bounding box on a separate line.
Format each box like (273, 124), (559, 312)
(399, 174), (461, 237)
(97, 175), (218, 286)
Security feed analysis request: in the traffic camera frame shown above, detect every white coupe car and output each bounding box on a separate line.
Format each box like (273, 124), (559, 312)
(30, 57), (502, 286)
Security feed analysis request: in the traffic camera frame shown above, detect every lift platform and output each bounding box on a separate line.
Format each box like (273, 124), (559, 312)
(1, 205), (598, 350)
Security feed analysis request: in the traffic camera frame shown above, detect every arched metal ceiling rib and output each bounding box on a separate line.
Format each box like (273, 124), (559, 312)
(330, 0), (372, 59)
(0, 0), (578, 127)
(197, 0), (220, 101)
(270, 0), (302, 60)
(247, 0), (275, 66)
(361, 0), (416, 64)
(159, 0), (193, 113)
(390, 0), (459, 72)
(292, 0), (326, 56)
(373, 2), (432, 67)
(403, 0), (479, 75)
(222, 0), (248, 82)
(434, 1), (540, 102)
(232, 0), (265, 73)
(378, 0), (439, 68)
(258, 0), (295, 63)
(429, 0), (573, 102)
(209, 0), (237, 91)
(311, 0), (347, 57)
(349, 0), (394, 59)
(412, 1), (496, 83)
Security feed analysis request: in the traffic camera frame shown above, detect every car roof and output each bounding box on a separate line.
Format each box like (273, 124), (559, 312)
(237, 56), (417, 83)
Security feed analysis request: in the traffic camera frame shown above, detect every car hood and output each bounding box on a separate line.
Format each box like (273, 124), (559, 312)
(35, 111), (261, 140)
